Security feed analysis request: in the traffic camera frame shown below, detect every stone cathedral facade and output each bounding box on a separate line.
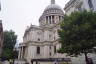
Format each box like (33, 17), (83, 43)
(16, 0), (96, 64)
(17, 0), (71, 64)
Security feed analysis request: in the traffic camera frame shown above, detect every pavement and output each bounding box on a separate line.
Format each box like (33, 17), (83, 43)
(0, 61), (10, 64)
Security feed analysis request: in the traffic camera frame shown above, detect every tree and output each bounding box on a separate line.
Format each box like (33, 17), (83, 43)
(1, 30), (17, 61)
(58, 11), (96, 64)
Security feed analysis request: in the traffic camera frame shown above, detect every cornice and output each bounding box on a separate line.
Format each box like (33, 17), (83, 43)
(22, 39), (59, 46)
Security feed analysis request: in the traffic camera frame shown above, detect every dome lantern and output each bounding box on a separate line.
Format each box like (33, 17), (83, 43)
(51, 0), (55, 4)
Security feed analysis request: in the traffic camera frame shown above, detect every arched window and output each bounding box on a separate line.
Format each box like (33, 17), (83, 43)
(37, 46), (40, 54)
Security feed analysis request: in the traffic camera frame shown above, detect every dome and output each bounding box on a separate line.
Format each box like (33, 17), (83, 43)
(39, 0), (64, 27)
(44, 4), (62, 11)
(39, 0), (64, 21)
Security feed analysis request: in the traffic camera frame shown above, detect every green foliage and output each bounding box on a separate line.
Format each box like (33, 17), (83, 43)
(1, 30), (17, 60)
(58, 11), (96, 56)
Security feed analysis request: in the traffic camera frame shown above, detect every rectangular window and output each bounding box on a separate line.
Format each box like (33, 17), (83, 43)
(37, 46), (40, 54)
(54, 46), (56, 53)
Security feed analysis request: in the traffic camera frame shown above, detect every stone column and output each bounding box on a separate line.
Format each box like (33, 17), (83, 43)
(18, 47), (21, 59)
(55, 15), (57, 24)
(18, 48), (20, 59)
(20, 47), (23, 59)
(22, 46), (24, 58)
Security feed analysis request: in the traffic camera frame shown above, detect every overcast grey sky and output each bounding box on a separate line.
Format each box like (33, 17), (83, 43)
(0, 0), (69, 43)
